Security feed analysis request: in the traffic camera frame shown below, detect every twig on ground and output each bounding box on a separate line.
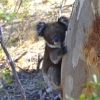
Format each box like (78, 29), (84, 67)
(14, 0), (23, 13)
(14, 51), (27, 62)
(0, 51), (27, 68)
(0, 25), (27, 100)
(38, 90), (46, 100)
(4, 90), (11, 100)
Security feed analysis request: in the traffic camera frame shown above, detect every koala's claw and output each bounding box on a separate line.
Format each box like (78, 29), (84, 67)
(62, 46), (67, 54)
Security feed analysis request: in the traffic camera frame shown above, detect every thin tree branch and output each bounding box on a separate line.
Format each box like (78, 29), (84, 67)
(15, 0), (23, 13)
(0, 25), (27, 100)
(58, 0), (67, 17)
(37, 55), (43, 72)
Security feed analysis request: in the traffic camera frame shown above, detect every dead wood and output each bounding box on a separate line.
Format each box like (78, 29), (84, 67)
(0, 51), (27, 68)
(37, 54), (43, 72)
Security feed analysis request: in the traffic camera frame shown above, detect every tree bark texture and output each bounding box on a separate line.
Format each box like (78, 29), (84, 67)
(61, 0), (100, 100)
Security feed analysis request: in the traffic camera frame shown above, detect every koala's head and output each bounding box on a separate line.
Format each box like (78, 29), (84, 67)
(36, 17), (69, 46)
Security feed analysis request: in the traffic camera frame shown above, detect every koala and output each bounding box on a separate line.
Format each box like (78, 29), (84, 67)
(36, 17), (69, 90)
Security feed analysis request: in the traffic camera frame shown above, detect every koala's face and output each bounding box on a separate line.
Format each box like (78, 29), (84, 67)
(36, 17), (69, 46)
(43, 23), (66, 45)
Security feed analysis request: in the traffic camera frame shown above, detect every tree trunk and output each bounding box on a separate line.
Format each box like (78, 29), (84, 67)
(61, 0), (100, 100)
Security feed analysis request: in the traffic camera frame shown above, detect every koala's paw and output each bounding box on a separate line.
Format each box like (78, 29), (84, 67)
(62, 46), (67, 54)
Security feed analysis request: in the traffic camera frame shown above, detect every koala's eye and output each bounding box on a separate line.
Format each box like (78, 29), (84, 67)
(53, 35), (60, 42)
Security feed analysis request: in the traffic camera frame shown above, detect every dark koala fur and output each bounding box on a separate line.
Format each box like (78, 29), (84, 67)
(36, 17), (69, 90)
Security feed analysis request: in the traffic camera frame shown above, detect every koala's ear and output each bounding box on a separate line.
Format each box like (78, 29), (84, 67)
(36, 22), (46, 36)
(58, 16), (69, 30)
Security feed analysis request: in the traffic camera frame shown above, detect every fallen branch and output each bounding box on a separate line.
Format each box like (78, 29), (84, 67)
(0, 25), (27, 100)
(0, 51), (27, 68)
(14, 51), (27, 62)
(4, 90), (11, 100)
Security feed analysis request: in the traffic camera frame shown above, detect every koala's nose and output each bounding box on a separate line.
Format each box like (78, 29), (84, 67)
(53, 35), (60, 42)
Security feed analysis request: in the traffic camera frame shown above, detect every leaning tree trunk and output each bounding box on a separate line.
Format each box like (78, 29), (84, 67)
(61, 0), (100, 100)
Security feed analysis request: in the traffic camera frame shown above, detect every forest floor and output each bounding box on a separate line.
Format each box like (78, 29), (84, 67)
(0, 1), (73, 100)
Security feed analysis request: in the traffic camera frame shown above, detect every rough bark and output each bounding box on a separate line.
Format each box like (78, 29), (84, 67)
(61, 0), (100, 100)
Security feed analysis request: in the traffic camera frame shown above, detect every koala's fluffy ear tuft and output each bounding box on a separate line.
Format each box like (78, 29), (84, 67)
(36, 22), (46, 36)
(58, 16), (69, 30)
